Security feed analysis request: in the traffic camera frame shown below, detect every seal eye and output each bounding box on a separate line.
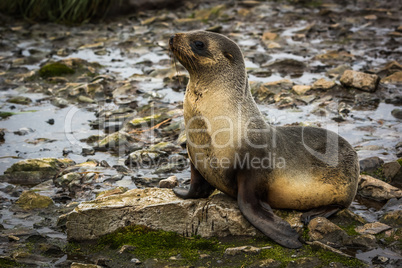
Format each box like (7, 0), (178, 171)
(194, 41), (205, 49)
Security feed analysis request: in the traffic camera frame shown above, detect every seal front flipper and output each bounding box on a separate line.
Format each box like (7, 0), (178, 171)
(237, 171), (302, 249)
(173, 162), (215, 199)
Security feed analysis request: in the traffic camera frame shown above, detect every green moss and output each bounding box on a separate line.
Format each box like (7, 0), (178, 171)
(97, 225), (219, 263)
(338, 223), (360, 236)
(397, 158), (402, 166)
(39, 62), (75, 78)
(0, 111), (15, 119)
(66, 225), (366, 267)
(0, 257), (20, 267)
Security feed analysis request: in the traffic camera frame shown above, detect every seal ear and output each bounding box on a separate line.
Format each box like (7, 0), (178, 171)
(223, 52), (234, 61)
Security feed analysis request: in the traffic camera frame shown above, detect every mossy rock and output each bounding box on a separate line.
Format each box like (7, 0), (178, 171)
(0, 158), (75, 186)
(7, 96), (32, 105)
(39, 62), (75, 78)
(16, 190), (54, 210)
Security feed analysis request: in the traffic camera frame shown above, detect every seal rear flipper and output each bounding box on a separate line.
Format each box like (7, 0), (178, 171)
(301, 205), (342, 224)
(173, 162), (215, 199)
(237, 172), (302, 249)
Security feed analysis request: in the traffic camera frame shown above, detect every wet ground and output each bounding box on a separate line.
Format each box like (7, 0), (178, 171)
(0, 0), (401, 267)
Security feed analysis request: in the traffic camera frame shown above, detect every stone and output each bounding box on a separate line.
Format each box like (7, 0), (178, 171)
(249, 259), (281, 268)
(359, 156), (384, 173)
(16, 190), (54, 210)
(71, 263), (102, 268)
(224, 245), (264, 256)
(381, 71), (402, 84)
(119, 245), (136, 254)
(315, 50), (354, 62)
(348, 234), (377, 249)
(125, 149), (168, 168)
(340, 70), (380, 92)
(149, 142), (182, 153)
(355, 222), (392, 235)
(380, 210), (402, 227)
(97, 131), (133, 151)
(358, 175), (402, 201)
(7, 96), (32, 105)
(354, 93), (380, 110)
(391, 109), (402, 119)
(63, 188), (274, 241)
(312, 78), (336, 90)
(307, 241), (353, 258)
(158, 176), (179, 189)
(292, 85), (311, 95)
(383, 161), (401, 180)
(0, 158), (75, 186)
(326, 64), (351, 79)
(286, 257), (322, 268)
(262, 32), (278, 41)
(308, 217), (349, 247)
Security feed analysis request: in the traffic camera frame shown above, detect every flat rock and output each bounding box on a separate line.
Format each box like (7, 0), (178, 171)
(355, 222), (391, 235)
(63, 188), (269, 241)
(340, 70), (380, 92)
(358, 175), (402, 201)
(308, 217), (349, 248)
(0, 158), (75, 186)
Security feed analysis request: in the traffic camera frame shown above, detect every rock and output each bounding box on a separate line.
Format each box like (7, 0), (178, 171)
(125, 149), (168, 168)
(340, 70), (380, 92)
(14, 127), (34, 136)
(81, 147), (95, 156)
(262, 59), (305, 77)
(308, 217), (349, 247)
(292, 85), (311, 95)
(71, 263), (102, 268)
(383, 161), (401, 181)
(77, 95), (96, 103)
(391, 109), (402, 119)
(381, 71), (402, 84)
(348, 234), (377, 249)
(326, 64), (351, 79)
(315, 50), (354, 62)
(149, 142), (182, 153)
(97, 187), (128, 199)
(224, 245), (264, 256)
(97, 131), (133, 151)
(312, 78), (336, 90)
(397, 143), (402, 158)
(251, 79), (293, 103)
(262, 32), (278, 41)
(358, 175), (402, 201)
(286, 257), (322, 268)
(118, 245), (136, 254)
(126, 109), (182, 129)
(51, 97), (69, 108)
(7, 96), (32, 105)
(354, 93), (380, 110)
(380, 210), (402, 227)
(0, 158), (75, 186)
(54, 172), (82, 189)
(307, 241), (353, 258)
(16, 190), (54, 210)
(158, 176), (178, 189)
(249, 259), (281, 268)
(63, 188), (272, 241)
(359, 156), (384, 173)
(355, 222), (392, 235)
(39, 62), (75, 78)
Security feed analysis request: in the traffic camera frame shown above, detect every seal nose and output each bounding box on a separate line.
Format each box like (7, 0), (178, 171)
(169, 35), (174, 46)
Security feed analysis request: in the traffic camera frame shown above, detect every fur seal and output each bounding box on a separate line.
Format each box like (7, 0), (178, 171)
(169, 30), (359, 248)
